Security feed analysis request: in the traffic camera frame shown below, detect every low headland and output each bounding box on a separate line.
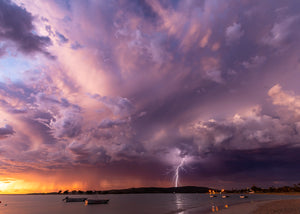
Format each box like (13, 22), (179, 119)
(28, 186), (210, 195)
(28, 183), (300, 195)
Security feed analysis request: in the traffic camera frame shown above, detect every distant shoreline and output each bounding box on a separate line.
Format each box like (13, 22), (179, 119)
(2, 185), (300, 195)
(26, 184), (300, 195)
(27, 186), (210, 195)
(25, 192), (300, 196)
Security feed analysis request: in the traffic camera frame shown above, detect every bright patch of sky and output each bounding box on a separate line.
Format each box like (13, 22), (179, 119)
(0, 55), (40, 83)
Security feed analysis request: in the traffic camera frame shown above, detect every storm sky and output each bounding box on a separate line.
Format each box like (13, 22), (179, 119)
(1, 0), (300, 193)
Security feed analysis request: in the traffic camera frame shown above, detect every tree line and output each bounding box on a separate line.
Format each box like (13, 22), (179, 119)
(228, 183), (300, 193)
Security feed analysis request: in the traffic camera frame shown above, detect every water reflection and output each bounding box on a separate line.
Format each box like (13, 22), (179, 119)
(209, 193), (230, 212)
(175, 194), (185, 214)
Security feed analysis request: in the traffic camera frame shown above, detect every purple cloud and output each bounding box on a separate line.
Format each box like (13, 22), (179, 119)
(70, 41), (83, 50)
(0, 124), (15, 139)
(55, 31), (69, 44)
(0, 0), (52, 57)
(1, 0), (300, 190)
(226, 22), (244, 44)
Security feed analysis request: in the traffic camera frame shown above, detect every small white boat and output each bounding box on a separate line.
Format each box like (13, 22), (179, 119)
(85, 199), (109, 205)
(240, 195), (248, 199)
(63, 197), (87, 202)
(221, 195), (229, 198)
(209, 195), (217, 198)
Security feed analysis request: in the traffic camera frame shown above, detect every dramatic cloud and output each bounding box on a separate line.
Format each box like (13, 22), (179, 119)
(183, 105), (300, 152)
(0, 0), (300, 192)
(226, 22), (244, 44)
(0, 124), (15, 139)
(0, 0), (52, 56)
(55, 31), (68, 44)
(263, 16), (300, 47)
(268, 84), (300, 115)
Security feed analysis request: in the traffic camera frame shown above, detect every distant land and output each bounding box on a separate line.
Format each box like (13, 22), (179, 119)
(29, 186), (210, 195)
(28, 183), (300, 195)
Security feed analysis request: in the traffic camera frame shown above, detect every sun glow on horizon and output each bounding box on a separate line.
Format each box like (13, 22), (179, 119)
(0, 177), (87, 194)
(0, 174), (164, 194)
(0, 179), (42, 194)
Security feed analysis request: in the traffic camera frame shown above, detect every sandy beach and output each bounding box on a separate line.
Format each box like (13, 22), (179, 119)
(215, 199), (300, 214)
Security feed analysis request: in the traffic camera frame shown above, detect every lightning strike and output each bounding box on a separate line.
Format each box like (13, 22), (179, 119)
(174, 157), (186, 188)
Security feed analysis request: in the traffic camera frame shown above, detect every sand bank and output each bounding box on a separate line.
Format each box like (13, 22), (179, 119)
(215, 199), (300, 214)
(253, 199), (300, 214)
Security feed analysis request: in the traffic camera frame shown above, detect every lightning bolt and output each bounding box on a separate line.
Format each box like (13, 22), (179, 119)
(174, 157), (185, 188)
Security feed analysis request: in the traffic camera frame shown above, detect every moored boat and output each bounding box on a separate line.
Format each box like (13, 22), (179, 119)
(85, 199), (109, 205)
(240, 195), (248, 199)
(63, 197), (87, 202)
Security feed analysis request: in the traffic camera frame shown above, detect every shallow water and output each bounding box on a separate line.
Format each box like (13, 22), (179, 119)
(0, 193), (299, 214)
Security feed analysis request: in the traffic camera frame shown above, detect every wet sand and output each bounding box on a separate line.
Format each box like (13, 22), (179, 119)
(253, 199), (300, 214)
(215, 199), (300, 214)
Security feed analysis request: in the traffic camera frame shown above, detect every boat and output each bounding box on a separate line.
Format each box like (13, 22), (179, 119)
(62, 196), (87, 202)
(221, 195), (229, 198)
(209, 195), (217, 198)
(240, 195), (248, 199)
(85, 199), (109, 205)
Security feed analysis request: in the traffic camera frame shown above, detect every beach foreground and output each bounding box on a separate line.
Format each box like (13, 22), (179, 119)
(216, 199), (300, 214)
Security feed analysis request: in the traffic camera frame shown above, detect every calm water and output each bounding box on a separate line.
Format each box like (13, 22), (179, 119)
(0, 193), (300, 214)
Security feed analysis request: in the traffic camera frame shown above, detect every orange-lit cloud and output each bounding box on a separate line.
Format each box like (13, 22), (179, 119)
(268, 84), (300, 115)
